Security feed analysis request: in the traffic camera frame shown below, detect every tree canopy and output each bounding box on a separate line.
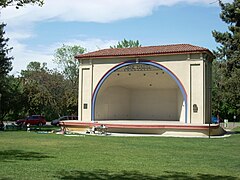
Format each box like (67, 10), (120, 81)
(0, 23), (12, 78)
(110, 39), (141, 48)
(0, 0), (43, 9)
(20, 62), (73, 119)
(212, 0), (240, 120)
(0, 0), (45, 121)
(53, 44), (86, 86)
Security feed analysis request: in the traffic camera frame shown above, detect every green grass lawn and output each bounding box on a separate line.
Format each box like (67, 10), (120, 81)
(0, 128), (240, 180)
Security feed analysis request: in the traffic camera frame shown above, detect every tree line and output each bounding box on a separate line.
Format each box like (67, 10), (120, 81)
(0, 0), (239, 121)
(0, 44), (83, 121)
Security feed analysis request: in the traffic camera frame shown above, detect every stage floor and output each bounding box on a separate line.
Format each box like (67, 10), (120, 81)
(60, 120), (226, 137)
(95, 120), (183, 125)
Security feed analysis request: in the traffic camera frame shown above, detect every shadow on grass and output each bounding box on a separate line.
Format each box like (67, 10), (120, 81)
(227, 130), (240, 135)
(0, 150), (54, 162)
(232, 131), (240, 134)
(55, 170), (238, 180)
(232, 128), (240, 134)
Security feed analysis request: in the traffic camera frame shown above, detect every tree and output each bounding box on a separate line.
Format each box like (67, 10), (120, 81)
(21, 62), (63, 119)
(53, 44), (86, 86)
(0, 23), (13, 78)
(0, 0), (44, 120)
(212, 0), (240, 120)
(0, 0), (44, 76)
(0, 0), (43, 9)
(0, 0), (44, 75)
(1, 59), (80, 121)
(110, 39), (141, 48)
(0, 75), (27, 120)
(0, 23), (13, 118)
(19, 61), (78, 120)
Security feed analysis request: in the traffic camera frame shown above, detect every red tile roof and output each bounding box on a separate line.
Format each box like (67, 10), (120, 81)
(75, 44), (214, 59)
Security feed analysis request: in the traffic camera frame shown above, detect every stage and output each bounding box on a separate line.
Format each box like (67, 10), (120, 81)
(59, 120), (226, 137)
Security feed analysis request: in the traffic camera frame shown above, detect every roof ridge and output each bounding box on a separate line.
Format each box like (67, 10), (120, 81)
(76, 44), (213, 59)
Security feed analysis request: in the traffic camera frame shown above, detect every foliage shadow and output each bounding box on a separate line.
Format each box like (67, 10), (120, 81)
(55, 170), (238, 180)
(0, 150), (54, 162)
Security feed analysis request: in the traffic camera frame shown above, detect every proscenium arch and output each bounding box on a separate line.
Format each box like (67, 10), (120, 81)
(92, 60), (188, 123)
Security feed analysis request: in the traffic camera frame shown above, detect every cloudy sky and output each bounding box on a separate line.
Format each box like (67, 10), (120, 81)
(1, 0), (230, 75)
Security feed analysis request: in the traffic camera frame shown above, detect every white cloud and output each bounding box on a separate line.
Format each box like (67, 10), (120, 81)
(6, 31), (35, 40)
(8, 38), (54, 76)
(1, 0), (231, 74)
(9, 37), (117, 75)
(53, 38), (118, 52)
(1, 0), (221, 27)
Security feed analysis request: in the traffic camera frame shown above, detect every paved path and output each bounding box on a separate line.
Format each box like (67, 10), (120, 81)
(220, 122), (240, 130)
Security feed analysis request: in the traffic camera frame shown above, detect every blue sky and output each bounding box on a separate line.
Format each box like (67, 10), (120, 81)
(1, 0), (230, 75)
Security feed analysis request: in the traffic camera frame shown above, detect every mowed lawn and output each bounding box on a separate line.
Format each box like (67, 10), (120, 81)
(0, 128), (240, 180)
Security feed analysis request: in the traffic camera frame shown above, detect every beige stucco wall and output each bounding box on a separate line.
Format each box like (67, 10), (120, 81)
(96, 87), (180, 121)
(78, 53), (212, 124)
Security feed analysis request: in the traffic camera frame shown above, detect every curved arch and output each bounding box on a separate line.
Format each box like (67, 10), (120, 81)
(92, 60), (188, 123)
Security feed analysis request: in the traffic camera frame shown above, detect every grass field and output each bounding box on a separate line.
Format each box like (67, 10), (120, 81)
(0, 128), (240, 180)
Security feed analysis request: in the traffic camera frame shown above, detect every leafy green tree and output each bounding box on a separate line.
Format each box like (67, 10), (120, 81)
(0, 23), (13, 78)
(21, 62), (60, 120)
(0, 23), (13, 119)
(0, 75), (27, 120)
(0, 0), (44, 120)
(20, 61), (78, 120)
(110, 39), (141, 48)
(212, 0), (240, 120)
(26, 61), (47, 71)
(1, 60), (79, 121)
(53, 44), (86, 86)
